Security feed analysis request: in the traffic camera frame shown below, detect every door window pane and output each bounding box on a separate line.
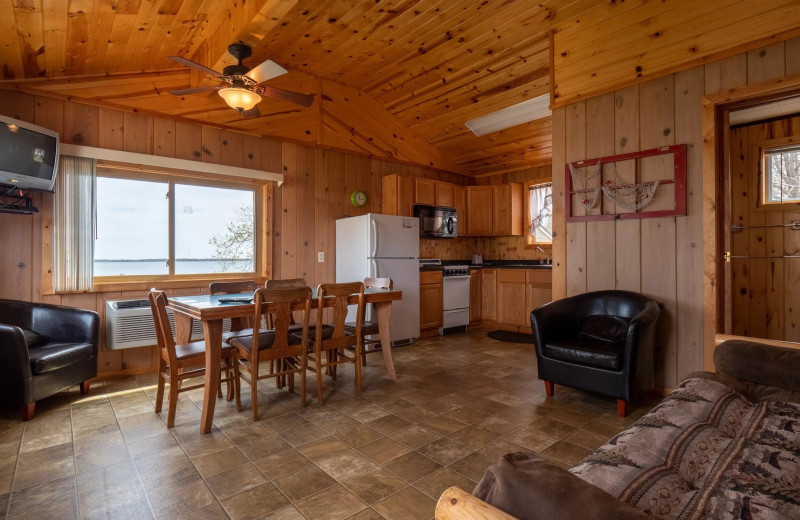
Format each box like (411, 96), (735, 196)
(95, 177), (169, 276)
(174, 184), (255, 274)
(765, 146), (800, 203)
(529, 183), (553, 242)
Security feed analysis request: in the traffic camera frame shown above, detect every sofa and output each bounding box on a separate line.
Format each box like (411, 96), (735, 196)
(436, 340), (800, 520)
(0, 299), (99, 420)
(531, 290), (660, 416)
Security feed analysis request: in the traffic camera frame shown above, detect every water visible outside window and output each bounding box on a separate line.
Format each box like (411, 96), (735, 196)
(765, 147), (800, 203)
(95, 177), (169, 276)
(175, 184), (255, 274)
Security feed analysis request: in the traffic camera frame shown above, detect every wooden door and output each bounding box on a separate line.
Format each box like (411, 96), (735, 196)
(453, 185), (467, 235)
(467, 186), (493, 236)
(420, 270), (443, 332)
(492, 184), (523, 236)
(497, 270), (527, 326)
(435, 182), (454, 208)
(525, 269), (552, 326)
(415, 178), (435, 206)
(481, 268), (497, 321)
(469, 268), (481, 323)
(398, 175), (415, 217)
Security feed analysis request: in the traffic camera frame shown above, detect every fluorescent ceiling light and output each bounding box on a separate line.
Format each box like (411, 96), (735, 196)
(465, 94), (551, 136)
(730, 96), (800, 126)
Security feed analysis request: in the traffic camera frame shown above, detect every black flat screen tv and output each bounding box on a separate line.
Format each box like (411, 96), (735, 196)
(0, 115), (60, 192)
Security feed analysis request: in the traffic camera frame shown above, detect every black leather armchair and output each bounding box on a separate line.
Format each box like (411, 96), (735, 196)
(530, 290), (660, 417)
(0, 299), (99, 420)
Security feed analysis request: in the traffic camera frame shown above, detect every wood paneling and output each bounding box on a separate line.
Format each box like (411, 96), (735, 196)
(554, 38), (800, 388)
(551, 0), (800, 108)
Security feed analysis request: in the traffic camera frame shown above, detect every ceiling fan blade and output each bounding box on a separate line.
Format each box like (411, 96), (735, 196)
(168, 56), (225, 80)
(241, 106), (261, 118)
(246, 59), (288, 84)
(168, 86), (221, 96)
(260, 86), (315, 107)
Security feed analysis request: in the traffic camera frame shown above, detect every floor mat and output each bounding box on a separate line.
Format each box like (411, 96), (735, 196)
(487, 330), (534, 343)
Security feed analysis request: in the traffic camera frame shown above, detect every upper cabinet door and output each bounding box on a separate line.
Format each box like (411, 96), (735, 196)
(492, 183), (523, 236)
(414, 178), (435, 205)
(466, 186), (493, 236)
(453, 185), (467, 235)
(434, 182), (454, 208)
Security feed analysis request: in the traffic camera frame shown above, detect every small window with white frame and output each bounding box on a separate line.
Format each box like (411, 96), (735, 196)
(527, 180), (552, 244)
(762, 144), (800, 205)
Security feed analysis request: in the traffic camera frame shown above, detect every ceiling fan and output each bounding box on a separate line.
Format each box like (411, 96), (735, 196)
(167, 43), (314, 118)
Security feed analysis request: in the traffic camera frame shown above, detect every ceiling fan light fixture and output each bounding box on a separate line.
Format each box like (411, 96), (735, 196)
(218, 87), (262, 111)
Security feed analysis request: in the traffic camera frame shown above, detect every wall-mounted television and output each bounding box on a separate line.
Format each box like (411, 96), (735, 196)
(0, 115), (60, 192)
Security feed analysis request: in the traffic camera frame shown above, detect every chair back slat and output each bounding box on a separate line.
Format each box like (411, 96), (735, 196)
(265, 278), (306, 289)
(317, 282), (364, 341)
(148, 289), (178, 366)
(253, 287), (312, 357)
(364, 277), (392, 290)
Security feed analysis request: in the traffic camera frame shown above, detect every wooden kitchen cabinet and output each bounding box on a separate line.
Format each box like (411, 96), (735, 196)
(481, 268), (497, 321)
(435, 182), (454, 208)
(467, 186), (494, 236)
(525, 269), (552, 318)
(469, 268), (481, 323)
(382, 174), (415, 217)
(497, 269), (528, 326)
(419, 270), (443, 336)
(415, 178), (435, 205)
(493, 183), (523, 236)
(453, 186), (467, 235)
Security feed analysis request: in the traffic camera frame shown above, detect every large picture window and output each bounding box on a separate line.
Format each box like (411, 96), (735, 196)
(94, 167), (258, 280)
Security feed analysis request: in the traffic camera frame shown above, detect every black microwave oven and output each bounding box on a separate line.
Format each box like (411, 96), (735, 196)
(413, 204), (457, 238)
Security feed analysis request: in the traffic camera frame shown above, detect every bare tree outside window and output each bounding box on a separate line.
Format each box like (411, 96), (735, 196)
(209, 205), (255, 272)
(765, 146), (800, 203)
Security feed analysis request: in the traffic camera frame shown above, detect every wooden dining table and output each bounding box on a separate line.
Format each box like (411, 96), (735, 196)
(168, 287), (403, 433)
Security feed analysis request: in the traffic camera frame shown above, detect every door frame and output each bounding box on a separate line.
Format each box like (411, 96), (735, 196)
(702, 72), (800, 369)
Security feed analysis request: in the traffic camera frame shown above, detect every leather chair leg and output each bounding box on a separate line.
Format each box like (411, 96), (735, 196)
(21, 402), (35, 421)
(617, 399), (629, 417)
(80, 381), (91, 395)
(544, 380), (554, 396)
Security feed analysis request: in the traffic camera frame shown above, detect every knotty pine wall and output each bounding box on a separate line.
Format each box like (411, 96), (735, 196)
(729, 114), (800, 343)
(0, 92), (468, 376)
(551, 37), (800, 390)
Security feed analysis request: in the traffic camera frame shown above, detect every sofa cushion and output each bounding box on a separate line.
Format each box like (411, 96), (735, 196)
(28, 341), (94, 374)
(473, 452), (648, 520)
(578, 314), (629, 343)
(21, 328), (44, 346)
(544, 339), (623, 370)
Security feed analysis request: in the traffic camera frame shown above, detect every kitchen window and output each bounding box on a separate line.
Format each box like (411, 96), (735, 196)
(94, 165), (261, 281)
(526, 179), (553, 245)
(762, 144), (800, 206)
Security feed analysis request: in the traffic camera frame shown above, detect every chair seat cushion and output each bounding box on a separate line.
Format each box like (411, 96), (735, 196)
(174, 340), (233, 360)
(578, 315), (629, 344)
(28, 341), (93, 374)
(344, 321), (379, 334)
(544, 340), (624, 370)
(224, 323), (305, 344)
(290, 325), (335, 344)
(231, 331), (301, 353)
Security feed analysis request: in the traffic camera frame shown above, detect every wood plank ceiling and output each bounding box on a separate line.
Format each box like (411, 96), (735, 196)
(0, 0), (597, 176)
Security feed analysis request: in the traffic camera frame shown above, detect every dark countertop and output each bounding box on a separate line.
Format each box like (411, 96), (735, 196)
(420, 260), (552, 271)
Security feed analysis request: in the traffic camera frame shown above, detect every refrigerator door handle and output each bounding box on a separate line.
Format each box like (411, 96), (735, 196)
(371, 258), (378, 278)
(371, 218), (378, 258)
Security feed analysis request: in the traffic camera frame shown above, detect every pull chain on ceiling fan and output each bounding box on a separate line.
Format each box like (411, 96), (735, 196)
(168, 43), (315, 118)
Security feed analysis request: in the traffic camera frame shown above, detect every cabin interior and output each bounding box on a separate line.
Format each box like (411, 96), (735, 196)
(1, 1), (800, 518)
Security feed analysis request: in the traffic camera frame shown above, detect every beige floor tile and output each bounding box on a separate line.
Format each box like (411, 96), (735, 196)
(447, 426), (500, 451)
(413, 467), (476, 500)
(334, 424), (384, 448)
(7, 495), (78, 520)
(342, 467), (407, 505)
(356, 437), (410, 465)
(279, 422), (328, 447)
(259, 505), (306, 520)
(295, 484), (367, 520)
(176, 501), (228, 520)
(476, 439), (529, 461)
(364, 415), (410, 435)
(416, 438), (473, 466)
(447, 452), (494, 482)
(529, 416), (579, 438)
(383, 451), (441, 483)
(504, 425), (560, 452)
(147, 478), (216, 519)
(318, 450), (379, 481)
(13, 455), (76, 490)
(7, 475), (76, 516)
(274, 465), (337, 501)
(206, 463), (268, 500)
(221, 483), (290, 520)
(193, 446), (250, 478)
(372, 486), (436, 520)
(346, 508), (386, 520)
(564, 427), (615, 451)
(387, 425), (442, 449)
(540, 440), (593, 466)
(297, 435), (351, 462)
(253, 447), (311, 479)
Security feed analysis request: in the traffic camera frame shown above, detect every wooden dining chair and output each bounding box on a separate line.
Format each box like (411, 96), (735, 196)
(231, 286), (312, 420)
(148, 289), (236, 428)
(344, 277), (392, 366)
(300, 282), (365, 405)
(209, 280), (260, 343)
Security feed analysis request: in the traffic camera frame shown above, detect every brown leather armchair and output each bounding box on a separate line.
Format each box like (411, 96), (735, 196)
(530, 290), (660, 417)
(0, 299), (99, 420)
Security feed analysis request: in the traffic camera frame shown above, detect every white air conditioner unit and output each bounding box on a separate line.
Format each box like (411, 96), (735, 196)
(105, 299), (231, 350)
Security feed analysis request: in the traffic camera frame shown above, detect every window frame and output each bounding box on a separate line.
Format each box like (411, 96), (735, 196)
(757, 136), (800, 211)
(524, 177), (553, 248)
(92, 163), (268, 288)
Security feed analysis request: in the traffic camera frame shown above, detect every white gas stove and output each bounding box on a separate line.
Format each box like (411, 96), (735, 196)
(442, 264), (471, 332)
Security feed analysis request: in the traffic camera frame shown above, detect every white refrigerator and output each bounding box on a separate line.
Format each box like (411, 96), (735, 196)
(336, 214), (420, 344)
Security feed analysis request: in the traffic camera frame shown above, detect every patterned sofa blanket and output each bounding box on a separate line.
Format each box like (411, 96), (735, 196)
(570, 377), (800, 520)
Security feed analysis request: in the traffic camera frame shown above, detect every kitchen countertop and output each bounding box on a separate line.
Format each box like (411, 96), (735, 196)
(420, 260), (552, 271)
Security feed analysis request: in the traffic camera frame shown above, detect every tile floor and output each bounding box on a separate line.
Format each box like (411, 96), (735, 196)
(0, 329), (657, 520)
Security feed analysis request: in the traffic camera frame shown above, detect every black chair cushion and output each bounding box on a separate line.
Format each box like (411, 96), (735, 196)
(230, 331), (287, 353)
(544, 340), (624, 370)
(21, 328), (44, 347)
(28, 341), (94, 374)
(344, 321), (379, 334)
(578, 315), (629, 344)
(225, 323), (306, 344)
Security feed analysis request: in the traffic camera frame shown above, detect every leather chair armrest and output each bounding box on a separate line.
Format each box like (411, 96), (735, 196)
(32, 305), (100, 355)
(531, 297), (579, 355)
(0, 324), (34, 405)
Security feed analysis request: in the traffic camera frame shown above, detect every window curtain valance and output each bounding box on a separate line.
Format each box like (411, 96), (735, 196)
(53, 155), (96, 292)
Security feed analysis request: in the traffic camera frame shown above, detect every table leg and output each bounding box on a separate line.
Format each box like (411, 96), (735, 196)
(375, 301), (397, 381)
(200, 319), (223, 434)
(174, 313), (193, 343)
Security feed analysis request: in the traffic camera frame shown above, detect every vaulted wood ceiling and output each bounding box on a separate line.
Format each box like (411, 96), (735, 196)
(0, 0), (597, 176)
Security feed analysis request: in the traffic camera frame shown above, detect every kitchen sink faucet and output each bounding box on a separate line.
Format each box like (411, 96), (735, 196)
(535, 246), (551, 263)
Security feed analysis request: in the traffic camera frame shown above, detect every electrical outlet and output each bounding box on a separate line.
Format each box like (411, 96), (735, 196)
(317, 252), (324, 263)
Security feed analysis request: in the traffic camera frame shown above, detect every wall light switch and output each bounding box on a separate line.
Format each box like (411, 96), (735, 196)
(317, 252), (324, 263)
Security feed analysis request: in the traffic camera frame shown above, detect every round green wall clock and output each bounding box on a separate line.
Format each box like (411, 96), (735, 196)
(350, 190), (367, 207)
